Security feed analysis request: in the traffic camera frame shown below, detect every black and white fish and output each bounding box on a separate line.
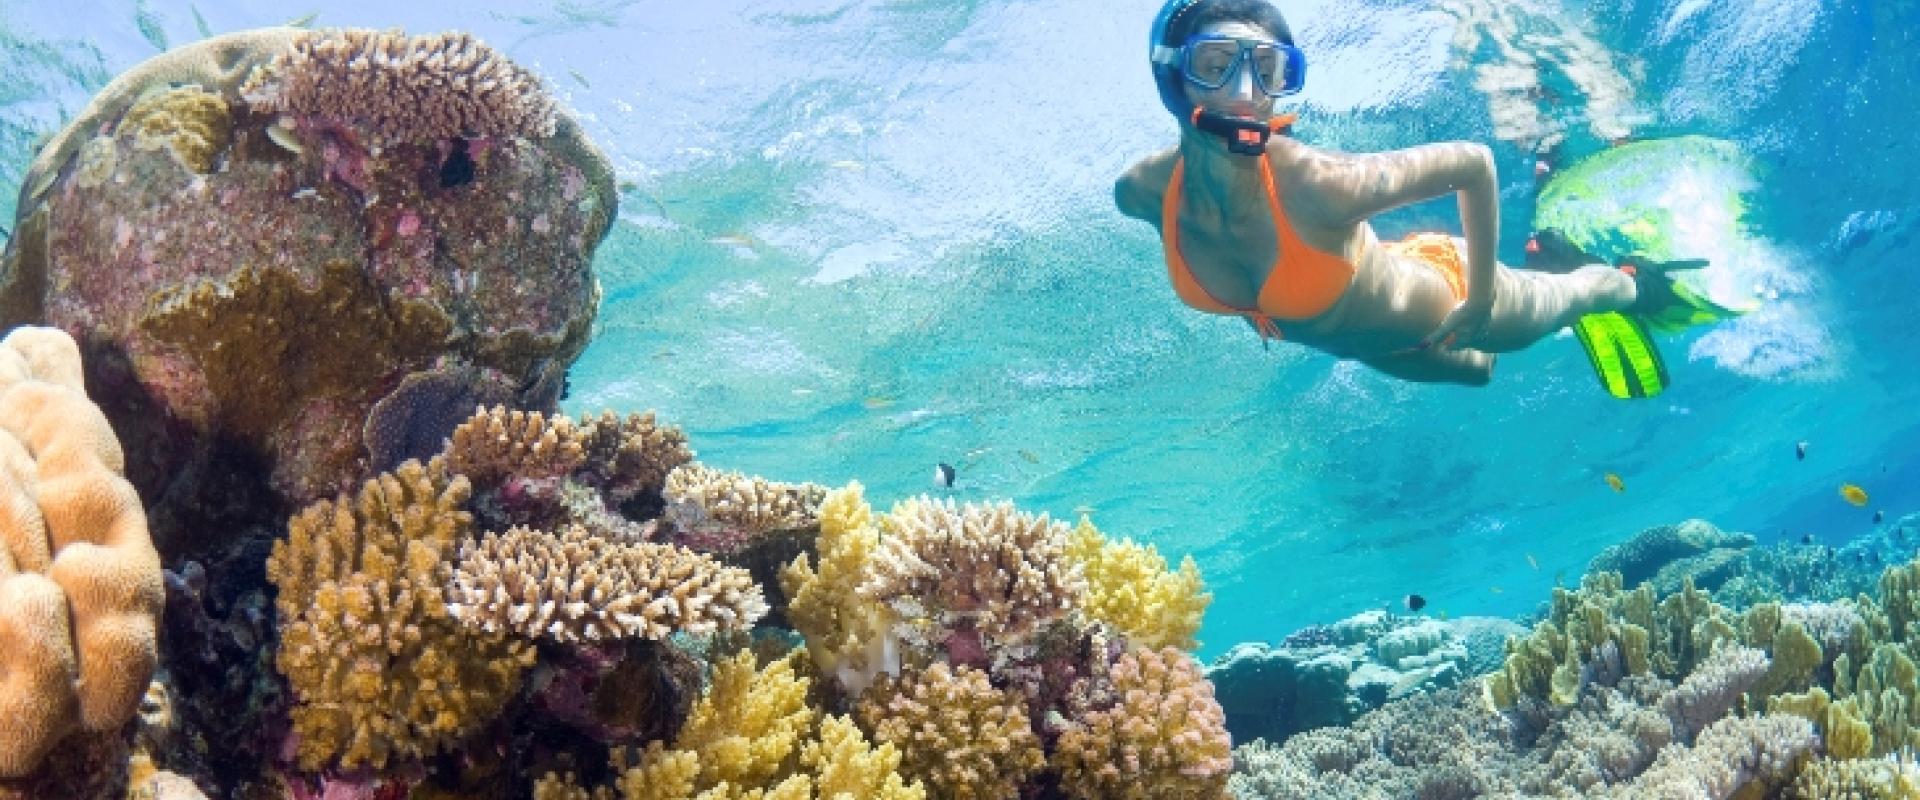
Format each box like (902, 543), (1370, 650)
(933, 462), (955, 489)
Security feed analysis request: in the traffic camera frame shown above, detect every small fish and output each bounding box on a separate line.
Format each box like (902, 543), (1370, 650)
(1801, 532), (1816, 545)
(1841, 483), (1870, 507)
(1604, 473), (1625, 493)
(1875, 510), (1885, 524)
(828, 160), (864, 171)
(1073, 505), (1096, 516)
(862, 396), (894, 410)
(933, 462), (955, 489)
(284, 11), (319, 27)
(1018, 449), (1039, 464)
(790, 387), (814, 396)
(1403, 594), (1426, 613)
(1525, 553), (1539, 571)
(568, 68), (591, 89)
(1796, 441), (1808, 460)
(1489, 586), (1504, 594)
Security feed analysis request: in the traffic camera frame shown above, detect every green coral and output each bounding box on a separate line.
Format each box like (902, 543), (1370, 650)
(121, 85), (231, 174)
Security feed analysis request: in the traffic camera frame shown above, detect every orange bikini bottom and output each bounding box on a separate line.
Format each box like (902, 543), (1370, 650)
(1384, 233), (1468, 300)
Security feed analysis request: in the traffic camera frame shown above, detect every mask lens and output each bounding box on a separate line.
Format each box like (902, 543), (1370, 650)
(1250, 45), (1282, 92)
(1184, 40), (1242, 88)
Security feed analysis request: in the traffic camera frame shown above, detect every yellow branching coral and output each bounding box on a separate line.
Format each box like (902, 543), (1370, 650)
(804, 714), (925, 800)
(443, 405), (586, 487)
(266, 458), (533, 769)
(1066, 517), (1211, 651)
(575, 410), (695, 498)
(0, 327), (164, 779)
(122, 85), (231, 174)
(861, 496), (1085, 649)
(665, 464), (826, 534)
(856, 661), (1044, 799)
(780, 483), (901, 695)
(446, 523), (767, 642)
(1053, 646), (1233, 800)
(240, 28), (557, 144)
(611, 650), (817, 797)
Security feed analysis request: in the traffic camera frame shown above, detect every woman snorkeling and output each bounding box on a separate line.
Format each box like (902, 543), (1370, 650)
(1115, 0), (1720, 388)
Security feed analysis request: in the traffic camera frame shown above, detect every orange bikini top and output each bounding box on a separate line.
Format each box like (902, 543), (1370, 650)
(1162, 116), (1356, 341)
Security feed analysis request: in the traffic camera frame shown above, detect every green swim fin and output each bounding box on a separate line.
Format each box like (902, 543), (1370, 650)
(1574, 312), (1668, 399)
(1620, 256), (1751, 334)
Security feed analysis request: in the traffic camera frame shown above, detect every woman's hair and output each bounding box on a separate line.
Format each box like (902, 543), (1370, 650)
(1158, 0), (1294, 48)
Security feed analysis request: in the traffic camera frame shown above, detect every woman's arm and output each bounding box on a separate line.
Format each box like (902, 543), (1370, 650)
(1301, 142), (1500, 317)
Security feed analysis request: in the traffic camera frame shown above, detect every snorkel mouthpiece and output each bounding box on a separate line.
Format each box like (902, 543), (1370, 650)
(1193, 108), (1272, 155)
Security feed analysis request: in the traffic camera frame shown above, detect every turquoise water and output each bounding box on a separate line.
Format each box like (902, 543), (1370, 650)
(4, 0), (1915, 666)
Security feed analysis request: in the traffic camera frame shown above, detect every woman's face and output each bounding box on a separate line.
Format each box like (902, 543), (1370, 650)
(1181, 20), (1280, 120)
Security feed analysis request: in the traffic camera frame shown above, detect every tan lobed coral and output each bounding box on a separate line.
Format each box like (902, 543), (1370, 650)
(265, 458), (534, 769)
(240, 28), (557, 145)
(1052, 646), (1234, 800)
(860, 496), (1085, 649)
(663, 463), (827, 550)
(779, 483), (902, 695)
(856, 661), (1045, 799)
(446, 523), (767, 643)
(443, 405), (587, 487)
(1065, 516), (1211, 651)
(0, 326), (164, 779)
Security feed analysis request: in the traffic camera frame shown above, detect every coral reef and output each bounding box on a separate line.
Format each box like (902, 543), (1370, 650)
(662, 463), (826, 554)
(265, 458), (533, 769)
(239, 29), (557, 145)
(860, 496), (1086, 658)
(1205, 610), (1517, 744)
(0, 25), (614, 557)
(780, 482), (903, 696)
(0, 326), (164, 785)
(1065, 516), (1211, 651)
(1588, 518), (1756, 594)
(857, 661), (1046, 799)
(446, 523), (768, 643)
(1052, 646), (1233, 799)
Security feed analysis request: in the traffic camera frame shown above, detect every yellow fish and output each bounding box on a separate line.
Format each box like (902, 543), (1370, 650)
(1604, 473), (1625, 493)
(1841, 483), (1869, 507)
(862, 396), (894, 410)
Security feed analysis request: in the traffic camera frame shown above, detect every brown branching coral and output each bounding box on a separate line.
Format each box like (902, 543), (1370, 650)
(575, 410), (695, 501)
(443, 405), (587, 488)
(860, 496), (1085, 652)
(1052, 646), (1233, 800)
(240, 28), (557, 144)
(266, 458), (533, 769)
(0, 327), (164, 780)
(856, 661), (1044, 799)
(445, 523), (768, 643)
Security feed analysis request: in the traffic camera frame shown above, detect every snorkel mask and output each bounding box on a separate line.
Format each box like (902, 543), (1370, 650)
(1150, 0), (1306, 155)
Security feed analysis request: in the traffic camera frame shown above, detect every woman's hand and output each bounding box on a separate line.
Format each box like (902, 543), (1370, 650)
(1420, 296), (1493, 350)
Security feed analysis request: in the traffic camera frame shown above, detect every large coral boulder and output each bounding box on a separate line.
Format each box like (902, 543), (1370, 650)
(0, 28), (615, 554)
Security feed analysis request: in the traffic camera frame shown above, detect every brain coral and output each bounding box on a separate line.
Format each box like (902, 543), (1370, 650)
(0, 326), (164, 779)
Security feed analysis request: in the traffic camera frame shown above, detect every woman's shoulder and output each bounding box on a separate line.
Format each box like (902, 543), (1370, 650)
(1114, 148), (1179, 222)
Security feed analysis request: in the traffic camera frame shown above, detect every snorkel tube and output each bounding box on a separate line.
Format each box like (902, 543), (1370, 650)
(1150, 0), (1302, 155)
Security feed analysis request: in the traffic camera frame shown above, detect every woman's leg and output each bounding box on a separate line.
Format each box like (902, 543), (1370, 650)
(1358, 347), (1495, 386)
(1469, 264), (1634, 353)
